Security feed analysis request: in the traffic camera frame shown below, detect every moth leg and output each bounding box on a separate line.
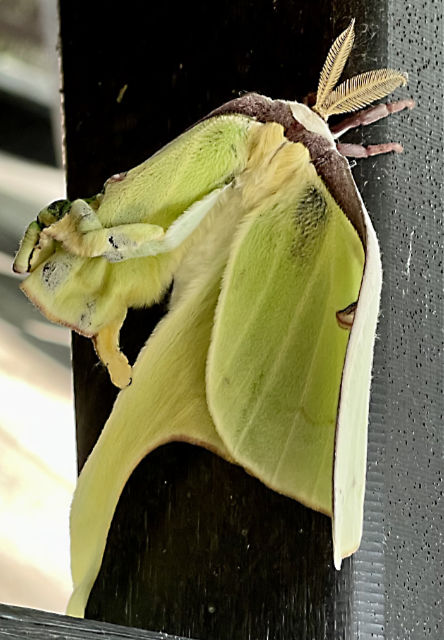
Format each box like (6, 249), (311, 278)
(100, 223), (167, 261)
(93, 311), (132, 388)
(331, 99), (415, 138)
(57, 221), (165, 261)
(42, 199), (165, 260)
(28, 231), (56, 271)
(337, 142), (404, 158)
(99, 184), (226, 261)
(13, 221), (42, 273)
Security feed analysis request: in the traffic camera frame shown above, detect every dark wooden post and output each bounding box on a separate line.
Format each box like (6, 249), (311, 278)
(58, 0), (443, 638)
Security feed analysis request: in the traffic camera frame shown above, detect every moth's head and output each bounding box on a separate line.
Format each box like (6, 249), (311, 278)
(285, 19), (408, 143)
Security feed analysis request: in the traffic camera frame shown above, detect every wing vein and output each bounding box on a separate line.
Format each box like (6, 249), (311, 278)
(216, 233), (284, 380)
(270, 263), (333, 485)
(233, 229), (330, 457)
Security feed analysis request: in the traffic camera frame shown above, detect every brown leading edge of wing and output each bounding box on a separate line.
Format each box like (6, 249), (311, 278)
(283, 121), (367, 247)
(202, 93), (367, 247)
(204, 92), (295, 129)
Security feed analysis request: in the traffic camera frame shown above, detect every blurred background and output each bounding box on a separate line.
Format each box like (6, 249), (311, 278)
(0, 0), (76, 612)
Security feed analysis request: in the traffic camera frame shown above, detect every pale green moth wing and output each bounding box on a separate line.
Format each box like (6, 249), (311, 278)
(14, 114), (259, 387)
(332, 196), (382, 568)
(66, 148), (252, 617)
(206, 129), (365, 526)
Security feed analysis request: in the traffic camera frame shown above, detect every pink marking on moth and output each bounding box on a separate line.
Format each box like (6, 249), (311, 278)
(105, 171), (128, 186)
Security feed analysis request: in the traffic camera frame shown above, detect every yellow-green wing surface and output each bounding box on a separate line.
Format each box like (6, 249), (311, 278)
(66, 164), (250, 618)
(207, 135), (365, 519)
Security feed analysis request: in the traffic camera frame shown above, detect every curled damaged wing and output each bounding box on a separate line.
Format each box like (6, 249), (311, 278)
(14, 112), (258, 386)
(15, 188), (230, 388)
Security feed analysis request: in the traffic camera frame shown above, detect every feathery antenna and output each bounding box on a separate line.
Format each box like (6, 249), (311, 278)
(316, 19), (355, 110)
(313, 20), (408, 120)
(321, 69), (408, 116)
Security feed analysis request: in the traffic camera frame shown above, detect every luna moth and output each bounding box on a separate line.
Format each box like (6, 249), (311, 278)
(14, 20), (413, 617)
